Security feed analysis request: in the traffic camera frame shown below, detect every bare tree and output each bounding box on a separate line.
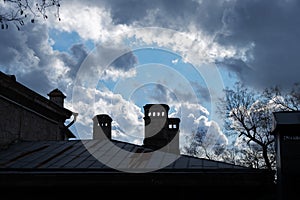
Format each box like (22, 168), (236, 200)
(0, 0), (61, 30)
(218, 82), (276, 170)
(183, 129), (226, 161)
(219, 144), (241, 165)
(264, 83), (300, 111)
(184, 82), (300, 169)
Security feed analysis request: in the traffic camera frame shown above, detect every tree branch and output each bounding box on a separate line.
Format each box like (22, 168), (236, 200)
(0, 0), (61, 30)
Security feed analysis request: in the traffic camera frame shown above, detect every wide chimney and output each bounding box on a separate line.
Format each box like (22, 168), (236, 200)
(143, 104), (180, 154)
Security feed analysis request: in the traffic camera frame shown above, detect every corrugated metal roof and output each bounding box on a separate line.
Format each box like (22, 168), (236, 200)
(0, 139), (276, 200)
(0, 139), (245, 171)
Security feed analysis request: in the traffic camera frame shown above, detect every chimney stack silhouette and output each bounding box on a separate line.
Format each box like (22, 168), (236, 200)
(143, 104), (180, 154)
(48, 88), (66, 107)
(93, 114), (112, 140)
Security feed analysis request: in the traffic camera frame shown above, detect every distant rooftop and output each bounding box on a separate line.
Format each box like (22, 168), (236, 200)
(273, 111), (300, 125)
(272, 111), (300, 135)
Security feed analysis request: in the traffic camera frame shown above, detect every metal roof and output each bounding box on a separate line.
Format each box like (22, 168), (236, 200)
(0, 139), (275, 200)
(0, 139), (245, 171)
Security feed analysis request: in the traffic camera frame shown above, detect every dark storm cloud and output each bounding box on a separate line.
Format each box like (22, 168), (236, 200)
(102, 0), (230, 32)
(58, 44), (138, 96)
(148, 84), (206, 104)
(0, 23), (90, 97)
(216, 0), (300, 89)
(148, 84), (177, 103)
(190, 81), (211, 103)
(100, 0), (300, 89)
(59, 44), (88, 79)
(0, 27), (32, 67)
(0, 23), (53, 95)
(216, 58), (256, 84)
(2, 0), (299, 97)
(109, 51), (138, 71)
(17, 71), (52, 95)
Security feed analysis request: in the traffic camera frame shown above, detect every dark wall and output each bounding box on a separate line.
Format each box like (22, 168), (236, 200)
(0, 97), (61, 149)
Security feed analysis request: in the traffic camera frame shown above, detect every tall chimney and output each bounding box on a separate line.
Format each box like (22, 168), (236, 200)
(93, 114), (112, 140)
(143, 104), (180, 154)
(48, 88), (66, 107)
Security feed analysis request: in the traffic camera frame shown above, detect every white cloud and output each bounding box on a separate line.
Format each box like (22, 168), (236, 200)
(48, 2), (130, 44)
(68, 86), (144, 143)
(68, 77), (228, 151)
(172, 102), (227, 149)
(126, 27), (249, 67)
(102, 67), (137, 81)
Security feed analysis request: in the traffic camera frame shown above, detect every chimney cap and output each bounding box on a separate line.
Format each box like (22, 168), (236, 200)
(143, 104), (170, 110)
(47, 88), (66, 98)
(93, 114), (113, 122)
(168, 118), (181, 123)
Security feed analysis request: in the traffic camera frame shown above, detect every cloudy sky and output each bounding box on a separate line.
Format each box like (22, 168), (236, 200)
(1, 0), (299, 152)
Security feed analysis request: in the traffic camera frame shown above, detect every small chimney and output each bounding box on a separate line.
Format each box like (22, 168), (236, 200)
(166, 118), (180, 154)
(93, 114), (112, 140)
(48, 88), (66, 107)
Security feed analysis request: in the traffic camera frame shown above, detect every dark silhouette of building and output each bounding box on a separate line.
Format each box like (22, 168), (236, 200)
(143, 104), (180, 154)
(272, 111), (300, 200)
(0, 71), (275, 199)
(92, 104), (181, 154)
(0, 71), (76, 149)
(93, 114), (112, 140)
(48, 88), (66, 107)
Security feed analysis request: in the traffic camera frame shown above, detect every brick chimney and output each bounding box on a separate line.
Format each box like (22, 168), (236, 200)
(48, 88), (66, 107)
(93, 114), (112, 140)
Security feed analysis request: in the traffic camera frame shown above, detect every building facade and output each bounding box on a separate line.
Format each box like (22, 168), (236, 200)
(0, 71), (75, 149)
(272, 111), (300, 200)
